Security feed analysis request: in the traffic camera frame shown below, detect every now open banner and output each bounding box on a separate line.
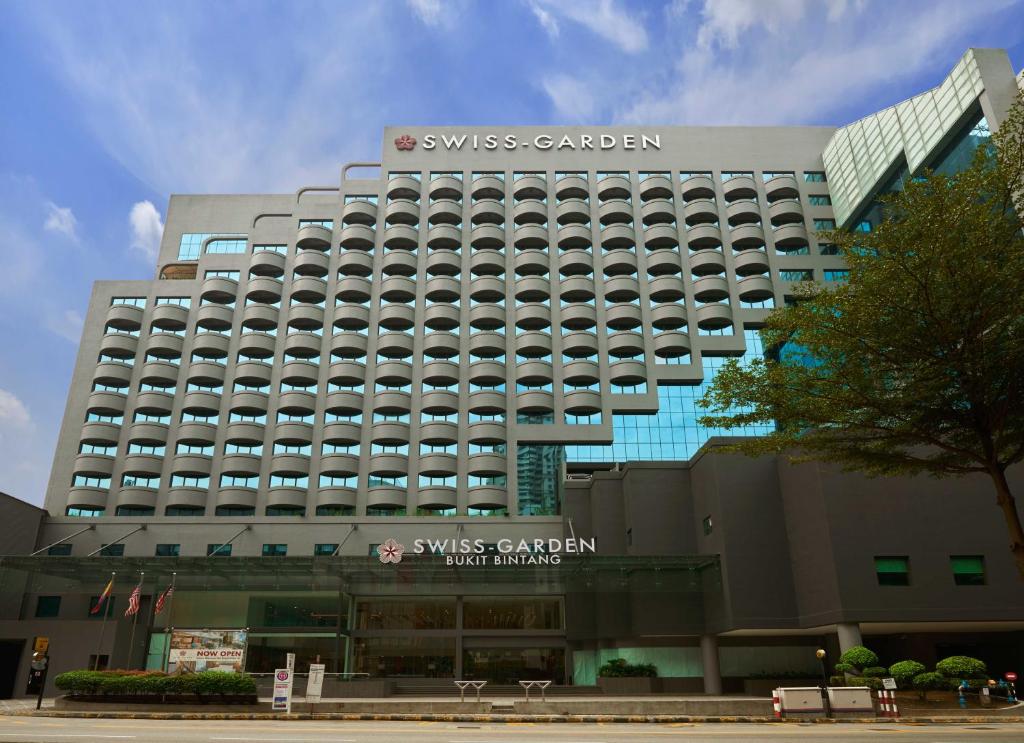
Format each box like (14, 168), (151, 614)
(168, 629), (248, 673)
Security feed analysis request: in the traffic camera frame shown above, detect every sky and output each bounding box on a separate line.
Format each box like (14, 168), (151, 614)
(1, 0), (1022, 508)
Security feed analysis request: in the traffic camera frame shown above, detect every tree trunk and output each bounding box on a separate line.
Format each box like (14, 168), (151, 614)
(989, 468), (1024, 580)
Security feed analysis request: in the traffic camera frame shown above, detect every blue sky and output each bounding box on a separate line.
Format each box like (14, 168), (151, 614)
(1, 0), (1022, 507)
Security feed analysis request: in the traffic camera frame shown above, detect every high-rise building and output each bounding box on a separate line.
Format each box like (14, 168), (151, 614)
(0, 48), (1021, 697)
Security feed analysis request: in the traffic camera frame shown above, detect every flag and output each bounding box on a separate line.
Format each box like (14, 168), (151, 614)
(124, 583), (142, 617)
(154, 584), (174, 615)
(91, 575), (114, 615)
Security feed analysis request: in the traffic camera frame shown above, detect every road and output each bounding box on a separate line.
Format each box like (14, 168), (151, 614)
(1, 717), (1024, 743)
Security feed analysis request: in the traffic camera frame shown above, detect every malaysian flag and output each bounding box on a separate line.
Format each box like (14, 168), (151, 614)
(124, 582), (142, 617)
(154, 584), (174, 615)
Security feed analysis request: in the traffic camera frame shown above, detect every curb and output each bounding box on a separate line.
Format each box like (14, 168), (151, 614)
(14, 711), (1024, 724)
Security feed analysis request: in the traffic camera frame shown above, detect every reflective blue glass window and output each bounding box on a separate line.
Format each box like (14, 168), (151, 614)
(177, 233), (245, 261)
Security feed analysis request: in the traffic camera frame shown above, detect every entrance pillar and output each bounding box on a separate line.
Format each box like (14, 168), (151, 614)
(700, 634), (722, 695)
(837, 622), (863, 653)
(454, 597), (464, 679)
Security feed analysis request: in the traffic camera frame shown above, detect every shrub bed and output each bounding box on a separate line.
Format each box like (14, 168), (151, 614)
(54, 670), (257, 702)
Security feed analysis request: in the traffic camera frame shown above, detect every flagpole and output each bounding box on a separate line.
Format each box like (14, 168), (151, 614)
(127, 572), (143, 670)
(92, 571), (115, 671)
(162, 572), (177, 672)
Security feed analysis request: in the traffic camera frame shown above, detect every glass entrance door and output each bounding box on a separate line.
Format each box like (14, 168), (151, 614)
(462, 647), (565, 684)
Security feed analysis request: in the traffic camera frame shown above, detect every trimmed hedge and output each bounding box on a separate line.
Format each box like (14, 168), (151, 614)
(838, 646), (879, 669)
(597, 658), (658, 678)
(54, 670), (256, 697)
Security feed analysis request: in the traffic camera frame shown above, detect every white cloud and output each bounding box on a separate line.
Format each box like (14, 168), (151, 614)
(46, 309), (84, 344)
(407, 0), (444, 26)
(532, 0), (648, 54)
(129, 200), (164, 261)
(43, 202), (78, 241)
(542, 74), (596, 122)
(529, 1), (559, 37)
(0, 389), (31, 428)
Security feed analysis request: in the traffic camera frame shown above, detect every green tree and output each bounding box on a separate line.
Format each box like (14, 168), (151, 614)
(700, 90), (1024, 577)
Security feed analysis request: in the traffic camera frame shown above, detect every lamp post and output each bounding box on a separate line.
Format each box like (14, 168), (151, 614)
(816, 648), (832, 718)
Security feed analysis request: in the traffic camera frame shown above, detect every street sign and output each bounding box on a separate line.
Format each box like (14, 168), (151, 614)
(272, 668), (293, 713)
(306, 663), (325, 703)
(882, 677), (897, 690)
(286, 653), (295, 671)
(33, 637), (49, 654)
(1005, 672), (1018, 682)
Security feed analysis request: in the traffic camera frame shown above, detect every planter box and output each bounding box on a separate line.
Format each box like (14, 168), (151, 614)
(596, 677), (658, 695)
(57, 694), (257, 707)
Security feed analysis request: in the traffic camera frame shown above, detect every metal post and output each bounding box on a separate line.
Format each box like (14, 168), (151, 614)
(85, 526), (146, 557)
(30, 525), (95, 556)
(127, 572), (143, 669)
(161, 572), (177, 672)
(93, 572), (115, 671)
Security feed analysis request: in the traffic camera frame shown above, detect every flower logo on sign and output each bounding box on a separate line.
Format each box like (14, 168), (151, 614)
(394, 134), (416, 151)
(378, 538), (405, 564)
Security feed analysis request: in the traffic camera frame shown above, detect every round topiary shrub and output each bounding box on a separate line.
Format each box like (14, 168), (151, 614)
(912, 671), (948, 699)
(889, 660), (926, 689)
(838, 646), (879, 670)
(936, 656), (987, 680)
(834, 662), (855, 674)
(863, 666), (888, 678)
(848, 676), (883, 690)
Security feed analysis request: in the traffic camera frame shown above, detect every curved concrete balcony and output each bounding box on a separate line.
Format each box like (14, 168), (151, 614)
(609, 360), (647, 385)
(185, 361), (225, 387)
(467, 421), (506, 444)
(381, 224), (418, 250)
(468, 359), (506, 386)
(513, 224), (548, 249)
(369, 453), (408, 477)
(419, 420), (458, 444)
(640, 198), (674, 226)
(730, 223), (766, 249)
(559, 277), (595, 302)
(381, 249), (417, 277)
(649, 275), (686, 302)
(98, 333), (137, 359)
(280, 359), (319, 385)
(468, 390), (506, 414)
(556, 249), (591, 276)
(650, 302), (687, 330)
(468, 453), (507, 477)
(681, 175), (716, 201)
(290, 276), (327, 304)
(374, 360), (412, 387)
(144, 332), (184, 359)
(195, 304), (234, 331)
(471, 175), (505, 201)
(426, 224), (461, 250)
(283, 331), (322, 359)
(601, 248), (637, 276)
(429, 175), (462, 201)
(468, 328), (506, 356)
(645, 249), (682, 276)
(273, 422), (314, 445)
(726, 199), (761, 226)
(81, 422), (123, 446)
(320, 453), (360, 477)
(93, 361), (133, 388)
(515, 248), (550, 277)
(513, 199), (547, 225)
(176, 422), (217, 445)
(768, 198), (803, 225)
(322, 421), (362, 445)
(277, 390), (316, 415)
(696, 302), (733, 330)
(555, 175), (589, 200)
(325, 390), (363, 416)
(733, 249), (770, 276)
(67, 487), (108, 510)
(764, 174), (799, 202)
(135, 360), (178, 388)
(134, 390), (174, 415)
(597, 175), (631, 201)
(338, 249), (374, 277)
(467, 277), (504, 304)
(200, 276), (238, 305)
(164, 488), (207, 511)
(514, 302), (551, 330)
(173, 454), (213, 477)
(271, 454), (310, 478)
(378, 302), (415, 331)
(342, 199), (377, 226)
(229, 391), (268, 416)
(639, 175), (674, 201)
(116, 488), (158, 510)
(150, 303), (189, 330)
(266, 488), (309, 509)
(722, 176), (758, 202)
(470, 224), (504, 249)
(339, 224), (375, 250)
(514, 276), (550, 303)
(384, 199), (419, 226)
(561, 331), (599, 358)
(237, 331), (276, 359)
(216, 488), (258, 509)
(689, 249), (726, 276)
(218, 453), (261, 478)
(598, 199), (633, 225)
(420, 389), (458, 414)
(643, 224), (681, 249)
(563, 359), (600, 385)
(286, 305), (324, 333)
(416, 487), (457, 511)
(515, 389), (554, 413)
(192, 331), (231, 359)
(424, 303), (459, 331)
(105, 304), (143, 331)
(737, 275), (775, 301)
(564, 389), (602, 414)
(315, 488), (357, 510)
(380, 276), (416, 302)
(773, 223), (810, 250)
(555, 198), (589, 225)
(686, 224), (722, 249)
(332, 302), (370, 331)
(515, 330), (552, 357)
(560, 303), (596, 330)
(386, 175), (420, 201)
(515, 360), (553, 386)
(557, 224), (592, 249)
(654, 330), (691, 359)
(471, 199), (505, 225)
(604, 276), (640, 302)
(421, 359), (459, 387)
(422, 332), (460, 359)
(470, 248), (505, 276)
(693, 275), (730, 302)
(296, 224), (332, 250)
(683, 199), (719, 226)
(607, 330), (645, 358)
(467, 486), (508, 510)
(376, 331), (414, 359)
(367, 487), (407, 510)
(468, 302), (505, 331)
(241, 303), (278, 330)
(600, 224), (635, 249)
(418, 453), (457, 477)
(224, 421), (266, 445)
(74, 453), (116, 477)
(426, 248), (461, 276)
(512, 175), (546, 201)
(294, 249), (330, 277)
(182, 390), (221, 415)
(370, 421), (409, 445)
(605, 302), (642, 330)
(424, 275), (461, 303)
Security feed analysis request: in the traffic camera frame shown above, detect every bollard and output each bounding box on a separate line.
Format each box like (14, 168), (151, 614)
(890, 690), (900, 718)
(772, 688), (781, 719)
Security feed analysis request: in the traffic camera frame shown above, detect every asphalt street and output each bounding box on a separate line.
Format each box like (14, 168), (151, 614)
(1, 717), (1024, 743)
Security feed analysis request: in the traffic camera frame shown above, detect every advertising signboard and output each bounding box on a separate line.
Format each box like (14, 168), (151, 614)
(168, 629), (248, 673)
(306, 663), (325, 703)
(272, 668), (293, 712)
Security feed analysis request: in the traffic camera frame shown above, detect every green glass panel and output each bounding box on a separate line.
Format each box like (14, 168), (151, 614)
(874, 557), (908, 573)
(950, 556), (984, 574)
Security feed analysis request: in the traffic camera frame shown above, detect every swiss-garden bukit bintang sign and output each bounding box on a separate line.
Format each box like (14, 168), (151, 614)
(377, 537), (598, 566)
(394, 133), (661, 152)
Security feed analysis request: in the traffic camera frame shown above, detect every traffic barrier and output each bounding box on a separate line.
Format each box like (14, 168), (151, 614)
(772, 689), (781, 719)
